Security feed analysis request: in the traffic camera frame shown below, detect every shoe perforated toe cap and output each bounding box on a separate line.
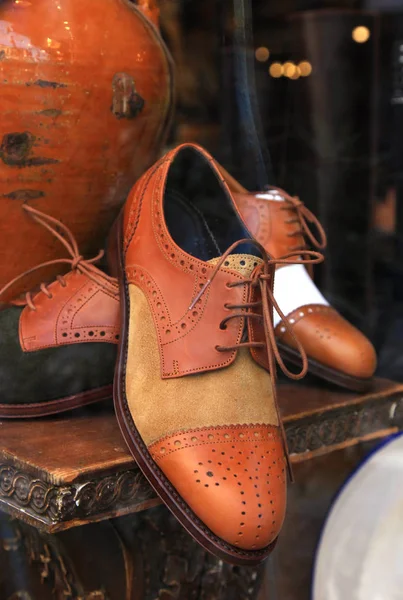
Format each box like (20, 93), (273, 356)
(277, 305), (377, 380)
(149, 424), (287, 550)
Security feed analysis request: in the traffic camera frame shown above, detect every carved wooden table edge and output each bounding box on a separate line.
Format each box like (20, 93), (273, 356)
(2, 378), (403, 533)
(284, 379), (403, 462)
(0, 463), (160, 533)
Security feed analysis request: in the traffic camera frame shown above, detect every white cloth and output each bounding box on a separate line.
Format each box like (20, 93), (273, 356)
(313, 434), (403, 600)
(273, 263), (329, 328)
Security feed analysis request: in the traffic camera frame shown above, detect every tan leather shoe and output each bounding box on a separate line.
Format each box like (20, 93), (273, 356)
(221, 168), (377, 392)
(112, 143), (317, 565)
(0, 206), (119, 417)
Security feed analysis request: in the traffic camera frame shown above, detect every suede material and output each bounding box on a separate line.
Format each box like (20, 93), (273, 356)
(0, 306), (116, 405)
(208, 254), (263, 278)
(125, 284), (278, 446)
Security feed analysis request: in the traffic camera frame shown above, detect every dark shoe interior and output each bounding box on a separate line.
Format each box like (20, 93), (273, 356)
(164, 147), (258, 261)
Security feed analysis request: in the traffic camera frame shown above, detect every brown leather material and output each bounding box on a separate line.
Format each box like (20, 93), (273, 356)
(275, 304), (377, 380)
(149, 424), (286, 551)
(226, 185), (376, 386)
(0, 205), (122, 353)
(20, 270), (120, 352)
(124, 283), (280, 448)
(0, 206), (118, 417)
(234, 193), (307, 258)
(115, 143), (303, 564)
(123, 147), (252, 379)
(224, 175), (326, 260)
(125, 261), (247, 378)
(122, 145), (314, 381)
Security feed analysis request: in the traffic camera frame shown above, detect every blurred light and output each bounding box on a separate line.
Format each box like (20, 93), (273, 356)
(269, 63), (283, 78)
(352, 26), (370, 43)
(283, 62), (297, 78)
(47, 38), (61, 48)
(255, 47), (270, 62)
(299, 61), (312, 77)
(289, 66), (301, 80)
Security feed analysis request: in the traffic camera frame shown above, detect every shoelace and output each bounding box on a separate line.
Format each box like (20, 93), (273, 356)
(0, 205), (118, 310)
(189, 238), (323, 479)
(268, 186), (327, 251)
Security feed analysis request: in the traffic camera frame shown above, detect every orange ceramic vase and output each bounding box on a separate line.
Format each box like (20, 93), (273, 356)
(0, 0), (174, 299)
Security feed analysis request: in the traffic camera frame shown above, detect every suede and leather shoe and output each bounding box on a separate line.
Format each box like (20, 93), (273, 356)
(111, 143), (318, 565)
(0, 206), (119, 418)
(221, 169), (377, 392)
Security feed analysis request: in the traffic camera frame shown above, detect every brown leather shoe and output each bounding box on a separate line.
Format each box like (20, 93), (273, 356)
(221, 169), (377, 392)
(0, 206), (119, 418)
(112, 143), (316, 565)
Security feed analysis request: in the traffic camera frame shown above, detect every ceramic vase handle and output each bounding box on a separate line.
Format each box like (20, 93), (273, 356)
(131, 0), (159, 27)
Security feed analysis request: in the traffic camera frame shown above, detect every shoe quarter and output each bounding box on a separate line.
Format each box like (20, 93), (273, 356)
(124, 159), (250, 379)
(235, 194), (305, 258)
(20, 272), (120, 351)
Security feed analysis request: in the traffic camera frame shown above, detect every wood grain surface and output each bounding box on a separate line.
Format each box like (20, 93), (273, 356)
(1, 378), (402, 532)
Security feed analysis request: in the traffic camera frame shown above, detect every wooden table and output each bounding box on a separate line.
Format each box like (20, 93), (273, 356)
(0, 377), (402, 599)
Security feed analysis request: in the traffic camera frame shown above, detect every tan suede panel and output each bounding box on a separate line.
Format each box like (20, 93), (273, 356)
(125, 284), (278, 446)
(208, 254), (263, 277)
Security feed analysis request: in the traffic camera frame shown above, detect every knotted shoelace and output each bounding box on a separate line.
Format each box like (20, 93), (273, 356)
(0, 205), (118, 310)
(189, 238), (323, 479)
(269, 186), (327, 251)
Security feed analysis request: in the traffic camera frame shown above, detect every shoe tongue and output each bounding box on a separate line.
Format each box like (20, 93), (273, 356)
(208, 253), (263, 277)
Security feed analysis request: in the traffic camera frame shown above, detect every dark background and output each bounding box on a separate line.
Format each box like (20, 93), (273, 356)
(160, 0), (403, 381)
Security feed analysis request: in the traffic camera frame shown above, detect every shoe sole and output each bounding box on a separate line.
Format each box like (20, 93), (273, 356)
(277, 342), (374, 393)
(111, 214), (276, 566)
(0, 385), (112, 418)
